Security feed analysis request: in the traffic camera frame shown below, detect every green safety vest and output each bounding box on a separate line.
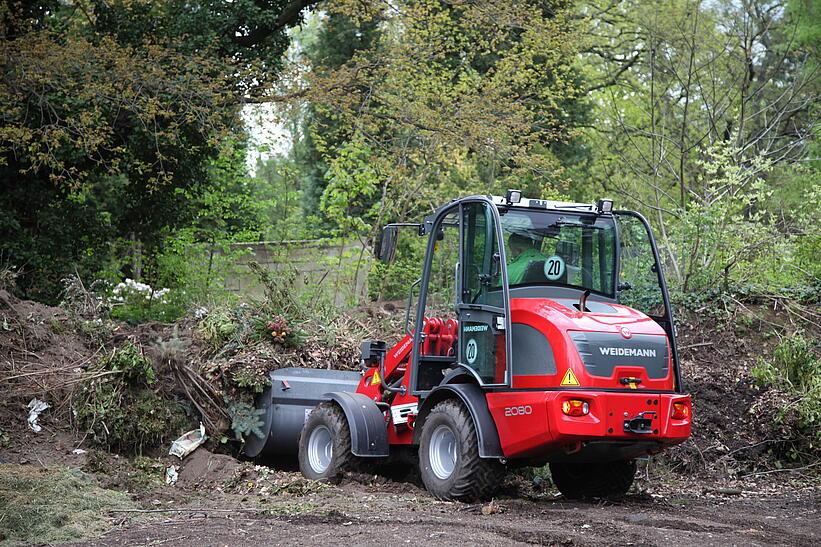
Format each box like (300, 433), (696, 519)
(507, 248), (549, 284)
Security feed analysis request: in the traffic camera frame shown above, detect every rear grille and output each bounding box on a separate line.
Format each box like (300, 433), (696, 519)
(570, 331), (669, 379)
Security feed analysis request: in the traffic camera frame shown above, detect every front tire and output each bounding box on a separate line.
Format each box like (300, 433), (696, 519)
(549, 460), (636, 500)
(298, 402), (355, 483)
(418, 399), (504, 501)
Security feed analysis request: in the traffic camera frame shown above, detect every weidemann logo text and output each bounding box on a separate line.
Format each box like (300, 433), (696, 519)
(599, 347), (656, 358)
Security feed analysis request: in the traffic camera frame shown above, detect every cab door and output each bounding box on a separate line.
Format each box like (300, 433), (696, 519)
(457, 200), (512, 386)
(614, 211), (682, 392)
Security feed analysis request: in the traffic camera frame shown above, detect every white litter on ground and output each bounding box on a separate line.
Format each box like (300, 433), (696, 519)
(26, 398), (49, 432)
(169, 423), (207, 459)
(165, 465), (179, 486)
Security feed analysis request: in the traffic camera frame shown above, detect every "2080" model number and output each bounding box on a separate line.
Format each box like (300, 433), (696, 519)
(504, 405), (533, 417)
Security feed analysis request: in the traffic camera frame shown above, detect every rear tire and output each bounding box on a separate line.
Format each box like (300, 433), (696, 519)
(298, 402), (355, 483)
(418, 399), (504, 501)
(549, 460), (636, 500)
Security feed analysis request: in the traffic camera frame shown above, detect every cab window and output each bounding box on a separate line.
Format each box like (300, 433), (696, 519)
(499, 209), (616, 297)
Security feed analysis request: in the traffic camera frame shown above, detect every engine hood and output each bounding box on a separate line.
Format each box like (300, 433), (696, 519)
(511, 297), (666, 336)
(509, 297), (674, 390)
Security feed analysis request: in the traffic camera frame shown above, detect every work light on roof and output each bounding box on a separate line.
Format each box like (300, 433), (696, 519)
(597, 199), (614, 213)
(505, 189), (523, 205)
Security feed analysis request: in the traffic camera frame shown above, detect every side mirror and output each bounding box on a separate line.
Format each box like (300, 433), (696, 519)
(377, 225), (399, 263)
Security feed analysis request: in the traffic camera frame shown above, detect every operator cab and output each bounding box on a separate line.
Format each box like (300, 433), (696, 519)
(377, 191), (682, 397)
(489, 198), (617, 306)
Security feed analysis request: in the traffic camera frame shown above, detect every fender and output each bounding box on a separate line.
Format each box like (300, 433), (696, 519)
(325, 392), (389, 457)
(413, 384), (503, 459)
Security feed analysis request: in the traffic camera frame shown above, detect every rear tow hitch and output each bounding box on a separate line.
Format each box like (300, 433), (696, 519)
(624, 411), (657, 434)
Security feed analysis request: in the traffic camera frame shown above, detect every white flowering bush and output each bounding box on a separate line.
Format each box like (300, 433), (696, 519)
(111, 279), (170, 303)
(108, 278), (184, 323)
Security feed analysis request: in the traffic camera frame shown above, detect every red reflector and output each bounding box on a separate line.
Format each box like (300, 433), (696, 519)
(671, 402), (690, 420)
(561, 399), (589, 416)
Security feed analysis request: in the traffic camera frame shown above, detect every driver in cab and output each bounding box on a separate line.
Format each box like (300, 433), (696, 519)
(506, 233), (550, 284)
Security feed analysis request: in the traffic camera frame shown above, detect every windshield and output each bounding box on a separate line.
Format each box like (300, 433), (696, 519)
(499, 208), (617, 296)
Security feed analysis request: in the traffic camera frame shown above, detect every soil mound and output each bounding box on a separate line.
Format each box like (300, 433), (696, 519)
(176, 448), (245, 489)
(0, 290), (94, 433)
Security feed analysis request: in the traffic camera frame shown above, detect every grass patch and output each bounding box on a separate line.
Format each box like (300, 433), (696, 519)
(0, 465), (137, 544)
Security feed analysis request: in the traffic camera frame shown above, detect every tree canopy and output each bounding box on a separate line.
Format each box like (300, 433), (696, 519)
(0, 0), (817, 306)
(0, 0), (314, 300)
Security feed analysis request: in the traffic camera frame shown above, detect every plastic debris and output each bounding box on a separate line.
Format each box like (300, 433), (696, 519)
(165, 465), (179, 486)
(27, 398), (49, 432)
(169, 423), (207, 459)
(71, 448), (87, 455)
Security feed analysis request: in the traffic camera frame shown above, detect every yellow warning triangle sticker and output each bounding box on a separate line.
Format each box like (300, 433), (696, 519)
(560, 369), (580, 386)
(370, 369), (381, 386)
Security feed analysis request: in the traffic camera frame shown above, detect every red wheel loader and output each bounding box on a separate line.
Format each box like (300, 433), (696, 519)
(243, 192), (692, 501)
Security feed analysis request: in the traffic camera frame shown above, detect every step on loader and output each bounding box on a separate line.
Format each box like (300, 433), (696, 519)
(244, 192), (692, 501)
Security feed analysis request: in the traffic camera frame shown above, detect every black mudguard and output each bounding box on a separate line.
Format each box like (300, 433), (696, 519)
(413, 384), (503, 459)
(325, 392), (390, 457)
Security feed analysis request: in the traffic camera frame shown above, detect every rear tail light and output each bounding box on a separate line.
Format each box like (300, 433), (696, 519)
(561, 399), (589, 416)
(671, 401), (690, 420)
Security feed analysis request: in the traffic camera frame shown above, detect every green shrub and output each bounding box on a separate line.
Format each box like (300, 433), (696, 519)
(754, 333), (821, 391)
(751, 333), (821, 458)
(99, 342), (156, 385)
(74, 342), (191, 453)
(107, 278), (187, 324)
(199, 307), (241, 351)
(750, 360), (779, 387)
(368, 234), (425, 301)
(198, 301), (308, 357)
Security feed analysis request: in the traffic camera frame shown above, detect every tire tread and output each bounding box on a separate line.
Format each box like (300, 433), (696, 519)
(298, 402), (355, 483)
(420, 399), (504, 501)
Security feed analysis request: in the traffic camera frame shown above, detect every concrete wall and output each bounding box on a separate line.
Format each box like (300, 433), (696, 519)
(221, 239), (370, 306)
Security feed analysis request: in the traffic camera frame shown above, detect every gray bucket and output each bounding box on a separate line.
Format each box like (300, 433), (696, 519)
(242, 367), (361, 458)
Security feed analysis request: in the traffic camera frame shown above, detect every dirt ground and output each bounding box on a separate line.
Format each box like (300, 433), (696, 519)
(2, 428), (817, 546)
(85, 472), (820, 547)
(2, 289), (820, 545)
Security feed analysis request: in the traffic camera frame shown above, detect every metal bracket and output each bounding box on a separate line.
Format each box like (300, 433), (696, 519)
(624, 411), (656, 434)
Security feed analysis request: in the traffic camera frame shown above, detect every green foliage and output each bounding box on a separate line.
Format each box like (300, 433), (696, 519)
(253, 156), (317, 241)
(369, 255), (423, 302)
(293, 0), (585, 254)
(198, 293), (308, 359)
(107, 279), (187, 324)
(198, 306), (245, 351)
(751, 333), (821, 458)
(320, 139), (381, 238)
(247, 260), (329, 325)
(227, 400), (266, 441)
(99, 342), (156, 385)
(231, 368), (271, 394)
(576, 0), (818, 297)
(0, 1), (303, 303)
(74, 343), (191, 453)
(672, 142), (777, 292)
(753, 334), (821, 392)
(292, 11), (381, 222)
